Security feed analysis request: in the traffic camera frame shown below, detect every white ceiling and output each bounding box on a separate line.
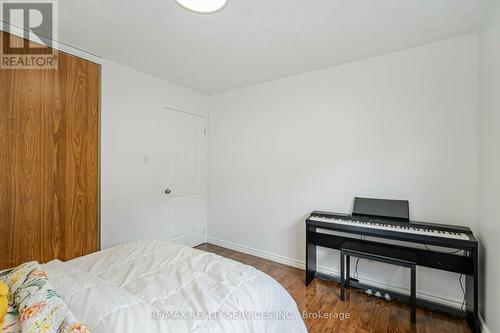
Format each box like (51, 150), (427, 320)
(58, 0), (489, 94)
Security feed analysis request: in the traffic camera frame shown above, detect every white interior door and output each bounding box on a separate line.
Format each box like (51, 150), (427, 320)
(161, 108), (207, 247)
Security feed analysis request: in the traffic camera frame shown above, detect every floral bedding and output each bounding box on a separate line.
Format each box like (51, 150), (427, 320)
(0, 262), (89, 333)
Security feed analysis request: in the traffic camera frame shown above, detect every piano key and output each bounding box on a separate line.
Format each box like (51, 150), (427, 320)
(308, 215), (470, 240)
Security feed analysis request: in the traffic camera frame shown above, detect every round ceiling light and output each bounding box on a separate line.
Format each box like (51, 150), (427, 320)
(175, 0), (228, 14)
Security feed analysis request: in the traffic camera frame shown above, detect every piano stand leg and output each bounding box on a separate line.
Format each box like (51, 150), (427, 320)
(346, 254), (351, 289)
(466, 248), (480, 333)
(306, 226), (317, 286)
(340, 251), (345, 301)
(411, 265), (416, 323)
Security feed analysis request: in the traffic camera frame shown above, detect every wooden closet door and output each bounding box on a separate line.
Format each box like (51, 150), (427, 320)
(0, 31), (100, 269)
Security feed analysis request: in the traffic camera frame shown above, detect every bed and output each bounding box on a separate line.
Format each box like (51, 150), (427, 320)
(1, 240), (307, 333)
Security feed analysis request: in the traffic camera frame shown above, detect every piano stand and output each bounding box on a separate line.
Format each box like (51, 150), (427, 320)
(340, 241), (417, 323)
(306, 225), (480, 333)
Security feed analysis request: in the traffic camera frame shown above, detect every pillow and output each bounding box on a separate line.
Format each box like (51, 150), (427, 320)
(0, 281), (9, 322)
(1, 262), (90, 333)
(0, 268), (20, 333)
(0, 303), (20, 333)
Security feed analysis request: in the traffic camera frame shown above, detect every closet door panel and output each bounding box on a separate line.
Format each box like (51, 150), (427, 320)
(0, 69), (47, 268)
(0, 31), (99, 269)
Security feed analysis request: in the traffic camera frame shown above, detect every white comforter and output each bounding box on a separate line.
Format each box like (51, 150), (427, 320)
(43, 240), (307, 333)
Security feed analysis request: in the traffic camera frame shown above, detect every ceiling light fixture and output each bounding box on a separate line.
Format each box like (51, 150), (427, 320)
(175, 0), (228, 14)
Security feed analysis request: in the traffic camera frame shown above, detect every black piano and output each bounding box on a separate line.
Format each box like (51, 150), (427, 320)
(305, 197), (479, 332)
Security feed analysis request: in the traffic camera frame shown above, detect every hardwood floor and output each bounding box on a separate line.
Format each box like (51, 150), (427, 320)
(196, 243), (472, 333)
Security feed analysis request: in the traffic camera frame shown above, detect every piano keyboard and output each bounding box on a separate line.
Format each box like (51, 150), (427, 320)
(309, 215), (470, 240)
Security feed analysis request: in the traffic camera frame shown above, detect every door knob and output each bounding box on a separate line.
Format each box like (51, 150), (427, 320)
(165, 188), (172, 194)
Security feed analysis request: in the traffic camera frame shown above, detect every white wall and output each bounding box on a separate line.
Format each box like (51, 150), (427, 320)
(100, 59), (208, 248)
(477, 1), (500, 332)
(207, 35), (478, 307)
